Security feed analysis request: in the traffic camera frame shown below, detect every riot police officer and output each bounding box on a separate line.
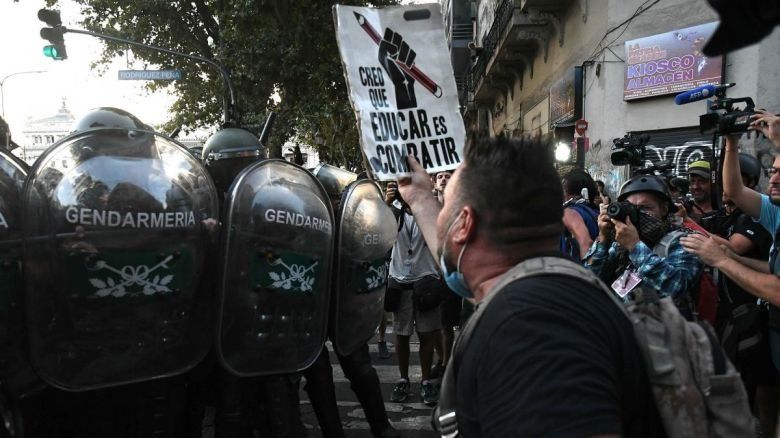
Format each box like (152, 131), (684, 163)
(0, 146), (30, 438)
(199, 124), (328, 437)
(305, 165), (400, 438)
(21, 107), (219, 437)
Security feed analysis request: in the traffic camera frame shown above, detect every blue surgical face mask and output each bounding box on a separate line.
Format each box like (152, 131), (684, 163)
(438, 214), (472, 299)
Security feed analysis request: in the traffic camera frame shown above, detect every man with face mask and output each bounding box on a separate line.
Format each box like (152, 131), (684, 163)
(583, 175), (703, 318)
(396, 136), (663, 436)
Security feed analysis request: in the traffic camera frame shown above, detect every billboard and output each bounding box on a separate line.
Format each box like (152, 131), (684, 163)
(624, 22), (722, 101)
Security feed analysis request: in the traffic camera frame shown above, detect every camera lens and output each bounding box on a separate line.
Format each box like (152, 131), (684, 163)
(606, 203), (622, 219)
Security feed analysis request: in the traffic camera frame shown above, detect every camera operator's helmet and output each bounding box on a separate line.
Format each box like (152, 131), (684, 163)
(739, 153), (762, 188)
(687, 160), (711, 180)
(71, 107), (150, 134)
(202, 127), (267, 193)
(618, 175), (675, 213)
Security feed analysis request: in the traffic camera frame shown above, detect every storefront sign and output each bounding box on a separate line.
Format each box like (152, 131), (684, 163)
(549, 66), (582, 125)
(624, 22), (722, 101)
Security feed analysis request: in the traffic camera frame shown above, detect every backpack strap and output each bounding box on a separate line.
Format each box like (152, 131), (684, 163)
(434, 257), (629, 436)
(652, 230), (688, 258)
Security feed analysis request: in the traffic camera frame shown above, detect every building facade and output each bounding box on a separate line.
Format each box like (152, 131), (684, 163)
(282, 142), (320, 169)
(445, 0), (780, 194)
(17, 101), (75, 166)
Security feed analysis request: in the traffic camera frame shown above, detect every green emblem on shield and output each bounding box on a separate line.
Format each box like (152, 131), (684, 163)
(252, 252), (320, 294)
(350, 258), (388, 295)
(65, 247), (192, 299)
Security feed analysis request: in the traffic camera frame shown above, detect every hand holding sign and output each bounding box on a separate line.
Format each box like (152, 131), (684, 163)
(378, 28), (417, 109)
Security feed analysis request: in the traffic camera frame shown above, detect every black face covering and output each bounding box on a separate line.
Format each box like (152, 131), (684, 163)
(637, 211), (669, 248)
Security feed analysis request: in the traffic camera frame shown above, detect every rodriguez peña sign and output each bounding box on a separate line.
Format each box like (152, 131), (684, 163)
(623, 22), (722, 101)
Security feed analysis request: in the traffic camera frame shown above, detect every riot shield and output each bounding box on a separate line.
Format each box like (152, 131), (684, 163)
(22, 128), (220, 391)
(331, 180), (396, 356)
(217, 159), (334, 376)
(0, 148), (35, 398)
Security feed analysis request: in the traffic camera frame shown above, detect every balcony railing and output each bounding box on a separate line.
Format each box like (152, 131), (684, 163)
(450, 23), (473, 40)
(468, 0), (515, 93)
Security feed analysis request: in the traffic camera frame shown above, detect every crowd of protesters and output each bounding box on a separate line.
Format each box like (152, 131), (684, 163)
(380, 108), (780, 436)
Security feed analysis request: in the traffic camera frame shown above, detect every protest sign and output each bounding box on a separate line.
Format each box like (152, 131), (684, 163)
(334, 4), (465, 180)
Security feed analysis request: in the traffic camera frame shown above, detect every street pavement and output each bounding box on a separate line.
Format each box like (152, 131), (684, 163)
(299, 332), (437, 437)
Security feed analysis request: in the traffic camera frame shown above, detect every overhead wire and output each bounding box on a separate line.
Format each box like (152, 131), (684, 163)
(586, 0), (662, 63)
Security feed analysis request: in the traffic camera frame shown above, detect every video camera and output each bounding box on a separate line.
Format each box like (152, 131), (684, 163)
(674, 83), (755, 135)
(700, 96), (756, 135)
(610, 133), (651, 167)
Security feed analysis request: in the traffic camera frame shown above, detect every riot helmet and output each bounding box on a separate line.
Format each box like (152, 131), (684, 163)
(202, 128), (267, 194)
(618, 174), (675, 213)
(312, 163), (358, 199)
(71, 107), (150, 134)
(738, 153), (762, 188)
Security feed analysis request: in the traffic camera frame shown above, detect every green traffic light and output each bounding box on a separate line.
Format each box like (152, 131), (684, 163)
(43, 45), (59, 57)
(43, 45), (64, 60)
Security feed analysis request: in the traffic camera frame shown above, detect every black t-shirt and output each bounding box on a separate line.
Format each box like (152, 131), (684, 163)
(456, 273), (664, 437)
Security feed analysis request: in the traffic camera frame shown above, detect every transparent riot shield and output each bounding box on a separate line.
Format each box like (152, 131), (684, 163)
(217, 159), (334, 376)
(22, 128), (219, 391)
(331, 180), (396, 356)
(0, 148), (36, 396)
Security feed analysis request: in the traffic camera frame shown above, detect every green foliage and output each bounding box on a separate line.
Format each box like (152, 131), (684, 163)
(50, 0), (399, 168)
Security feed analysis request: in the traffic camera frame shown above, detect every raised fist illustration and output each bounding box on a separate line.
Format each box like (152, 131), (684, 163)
(378, 28), (417, 109)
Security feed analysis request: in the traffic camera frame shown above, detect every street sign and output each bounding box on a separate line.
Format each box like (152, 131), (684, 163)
(575, 119), (588, 136)
(118, 70), (183, 81)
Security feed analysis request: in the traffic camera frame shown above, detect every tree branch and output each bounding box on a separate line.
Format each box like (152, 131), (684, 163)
(192, 0), (220, 46)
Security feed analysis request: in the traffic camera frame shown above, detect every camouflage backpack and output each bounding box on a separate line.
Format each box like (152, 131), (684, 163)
(433, 257), (752, 438)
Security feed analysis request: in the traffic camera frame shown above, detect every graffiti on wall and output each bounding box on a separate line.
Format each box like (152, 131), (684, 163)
(586, 166), (624, 199)
(642, 140), (713, 176)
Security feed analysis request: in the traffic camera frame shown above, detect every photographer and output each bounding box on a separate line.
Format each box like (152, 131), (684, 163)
(384, 183), (442, 407)
(584, 175), (703, 318)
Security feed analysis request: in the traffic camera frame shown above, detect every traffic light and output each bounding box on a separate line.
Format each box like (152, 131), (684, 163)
(38, 9), (67, 60)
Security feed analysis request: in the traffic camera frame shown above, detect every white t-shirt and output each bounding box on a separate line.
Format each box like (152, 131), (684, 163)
(389, 209), (439, 283)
